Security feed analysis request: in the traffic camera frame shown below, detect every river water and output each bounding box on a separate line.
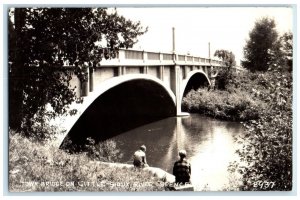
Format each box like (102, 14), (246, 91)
(111, 114), (245, 191)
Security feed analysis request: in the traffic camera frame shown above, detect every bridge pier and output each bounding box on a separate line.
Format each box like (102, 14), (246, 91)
(173, 65), (182, 116)
(159, 66), (164, 80)
(170, 65), (180, 115)
(144, 66), (148, 74)
(81, 66), (89, 97)
(89, 67), (94, 92)
(122, 66), (126, 75)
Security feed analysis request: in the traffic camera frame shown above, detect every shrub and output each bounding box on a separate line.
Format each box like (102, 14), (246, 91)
(85, 138), (123, 162)
(215, 68), (233, 90)
(230, 70), (292, 191)
(182, 88), (262, 121)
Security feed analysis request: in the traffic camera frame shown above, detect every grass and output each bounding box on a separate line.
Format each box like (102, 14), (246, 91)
(9, 130), (166, 192)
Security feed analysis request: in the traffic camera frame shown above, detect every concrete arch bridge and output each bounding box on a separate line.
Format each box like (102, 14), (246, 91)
(60, 49), (226, 149)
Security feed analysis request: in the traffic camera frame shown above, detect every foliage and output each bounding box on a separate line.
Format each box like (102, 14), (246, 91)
(182, 87), (262, 121)
(213, 49), (236, 90)
(242, 17), (280, 72)
(9, 130), (165, 192)
(182, 70), (272, 122)
(229, 70), (292, 191)
(214, 49), (236, 68)
(9, 8), (147, 136)
(280, 31), (293, 72)
(214, 68), (233, 90)
(85, 138), (123, 162)
(183, 67), (292, 190)
(24, 107), (64, 142)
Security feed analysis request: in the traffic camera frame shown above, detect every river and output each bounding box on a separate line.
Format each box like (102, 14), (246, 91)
(110, 114), (245, 191)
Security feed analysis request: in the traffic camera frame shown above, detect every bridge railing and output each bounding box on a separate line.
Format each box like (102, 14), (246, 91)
(124, 50), (143, 60)
(99, 49), (226, 67)
(60, 48), (226, 68)
(163, 53), (173, 61)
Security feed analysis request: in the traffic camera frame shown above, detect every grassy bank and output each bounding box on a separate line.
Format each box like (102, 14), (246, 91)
(182, 88), (263, 121)
(9, 131), (166, 192)
(182, 71), (274, 121)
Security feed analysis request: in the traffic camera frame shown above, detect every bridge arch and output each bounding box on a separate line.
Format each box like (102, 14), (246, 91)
(60, 74), (176, 150)
(180, 70), (211, 103)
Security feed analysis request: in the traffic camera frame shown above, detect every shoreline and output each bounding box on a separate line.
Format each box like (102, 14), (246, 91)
(97, 161), (176, 183)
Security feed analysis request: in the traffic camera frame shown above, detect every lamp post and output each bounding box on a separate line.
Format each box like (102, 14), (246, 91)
(172, 27), (176, 53)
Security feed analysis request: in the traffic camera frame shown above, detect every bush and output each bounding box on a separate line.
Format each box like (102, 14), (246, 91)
(215, 68), (233, 90)
(182, 88), (263, 121)
(230, 70), (292, 191)
(85, 138), (123, 162)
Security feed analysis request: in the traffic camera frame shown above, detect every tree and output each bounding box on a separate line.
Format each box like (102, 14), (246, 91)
(242, 17), (280, 72)
(214, 49), (236, 68)
(213, 49), (236, 90)
(280, 31), (293, 72)
(9, 8), (147, 137)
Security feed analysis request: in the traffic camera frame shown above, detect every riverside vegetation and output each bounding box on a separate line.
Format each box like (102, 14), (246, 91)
(9, 128), (166, 192)
(9, 68), (292, 192)
(182, 71), (267, 121)
(182, 68), (292, 191)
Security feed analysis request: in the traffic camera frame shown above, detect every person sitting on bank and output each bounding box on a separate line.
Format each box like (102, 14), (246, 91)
(173, 150), (191, 184)
(133, 145), (148, 168)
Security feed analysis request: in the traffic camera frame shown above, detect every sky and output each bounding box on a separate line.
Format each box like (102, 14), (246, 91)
(116, 7), (293, 65)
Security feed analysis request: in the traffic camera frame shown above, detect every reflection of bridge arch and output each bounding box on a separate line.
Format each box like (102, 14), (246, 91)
(60, 74), (177, 149)
(180, 70), (211, 103)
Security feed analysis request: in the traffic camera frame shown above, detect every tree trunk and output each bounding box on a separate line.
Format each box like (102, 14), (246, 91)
(9, 8), (26, 130)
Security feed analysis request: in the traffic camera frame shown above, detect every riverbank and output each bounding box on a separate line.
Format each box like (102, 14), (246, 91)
(9, 131), (170, 192)
(182, 88), (262, 121)
(182, 71), (266, 121)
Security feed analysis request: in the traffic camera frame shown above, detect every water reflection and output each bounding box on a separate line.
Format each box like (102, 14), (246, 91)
(112, 114), (244, 191)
